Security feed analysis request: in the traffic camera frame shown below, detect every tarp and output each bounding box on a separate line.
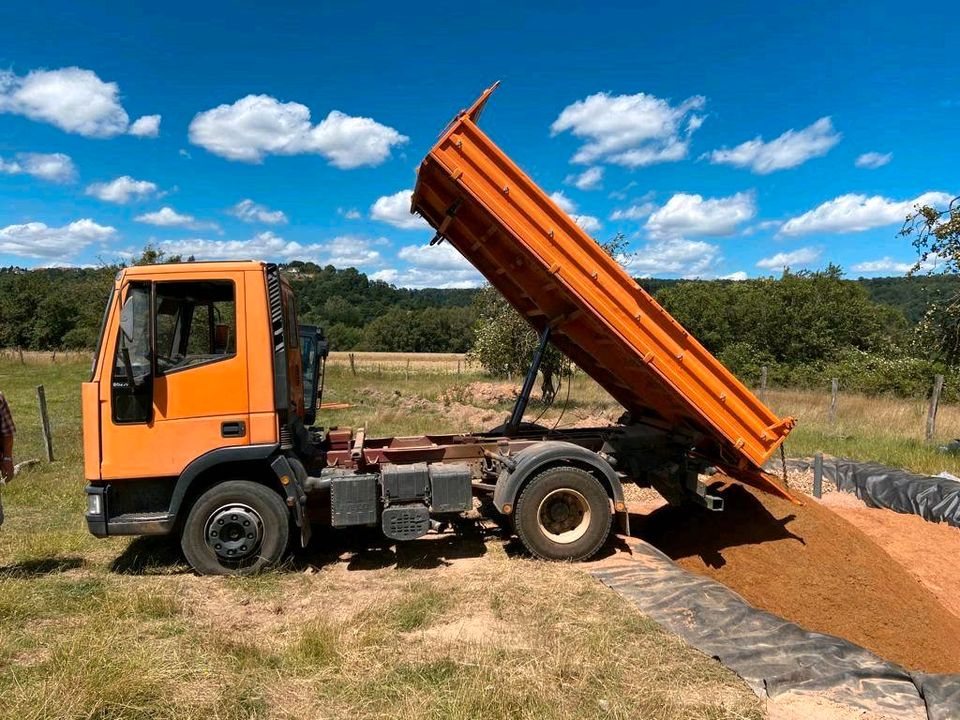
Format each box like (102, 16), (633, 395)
(591, 539), (960, 720)
(782, 457), (960, 527)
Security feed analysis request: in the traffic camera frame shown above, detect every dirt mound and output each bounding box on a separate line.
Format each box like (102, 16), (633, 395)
(820, 493), (960, 621)
(440, 382), (518, 406)
(631, 483), (960, 673)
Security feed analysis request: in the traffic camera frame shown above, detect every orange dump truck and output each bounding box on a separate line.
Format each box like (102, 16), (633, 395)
(81, 86), (795, 576)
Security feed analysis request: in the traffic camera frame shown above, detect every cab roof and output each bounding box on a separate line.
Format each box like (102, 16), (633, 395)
(119, 260), (267, 278)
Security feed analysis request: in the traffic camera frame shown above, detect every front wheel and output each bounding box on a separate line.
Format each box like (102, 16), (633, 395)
(514, 466), (612, 561)
(181, 480), (290, 575)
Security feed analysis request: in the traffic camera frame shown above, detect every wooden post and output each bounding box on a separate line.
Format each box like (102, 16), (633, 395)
(17, 346), (24, 364)
(405, 359), (410, 381)
(36, 385), (54, 462)
(348, 352), (357, 377)
(829, 378), (839, 426)
(759, 366), (768, 402)
(813, 452), (823, 499)
(926, 374), (945, 442)
(457, 360), (461, 375)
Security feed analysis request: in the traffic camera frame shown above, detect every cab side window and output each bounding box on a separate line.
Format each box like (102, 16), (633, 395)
(112, 282), (152, 423)
(155, 281), (236, 374)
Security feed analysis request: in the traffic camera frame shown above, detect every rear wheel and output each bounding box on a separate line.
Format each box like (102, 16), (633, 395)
(514, 466), (611, 561)
(181, 480), (290, 575)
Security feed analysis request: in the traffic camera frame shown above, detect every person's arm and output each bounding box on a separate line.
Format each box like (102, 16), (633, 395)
(0, 395), (14, 482)
(1, 433), (12, 482)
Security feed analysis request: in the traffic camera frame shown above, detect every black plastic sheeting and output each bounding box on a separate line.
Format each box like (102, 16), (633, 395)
(783, 457), (960, 527)
(591, 539), (960, 720)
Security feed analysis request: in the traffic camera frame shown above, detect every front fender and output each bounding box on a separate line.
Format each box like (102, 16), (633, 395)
(492, 441), (624, 514)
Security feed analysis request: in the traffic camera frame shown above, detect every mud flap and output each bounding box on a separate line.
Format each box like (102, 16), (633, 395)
(270, 455), (312, 547)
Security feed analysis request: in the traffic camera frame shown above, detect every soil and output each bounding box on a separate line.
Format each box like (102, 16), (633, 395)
(629, 483), (960, 673)
(819, 493), (960, 621)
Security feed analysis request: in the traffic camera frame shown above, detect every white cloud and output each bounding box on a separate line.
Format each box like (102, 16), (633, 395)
(855, 151), (892, 169)
(188, 94), (407, 167)
(155, 232), (385, 268)
(610, 202), (656, 221)
(134, 206), (219, 232)
(0, 218), (117, 259)
(228, 199), (288, 225)
(370, 190), (430, 230)
(645, 191), (756, 238)
(778, 191), (953, 237)
(721, 271), (748, 281)
(339, 208), (361, 220)
(704, 117), (840, 174)
(565, 166), (604, 190)
(128, 114), (161, 138)
(549, 191), (602, 235)
(0, 152), (76, 183)
(621, 238), (722, 278)
(374, 242), (483, 288)
(551, 91), (706, 167)
(86, 175), (159, 204)
(0, 67), (155, 138)
(371, 266), (483, 289)
(397, 242), (472, 271)
(756, 247), (821, 270)
(851, 257), (914, 274)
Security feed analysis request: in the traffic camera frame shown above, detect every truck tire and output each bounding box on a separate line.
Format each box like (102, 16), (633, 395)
(181, 480), (290, 575)
(514, 466), (612, 561)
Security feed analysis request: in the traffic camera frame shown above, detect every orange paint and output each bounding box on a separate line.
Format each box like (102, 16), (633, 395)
(412, 85), (796, 495)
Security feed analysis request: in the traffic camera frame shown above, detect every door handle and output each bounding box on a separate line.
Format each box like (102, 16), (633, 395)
(221, 421), (246, 438)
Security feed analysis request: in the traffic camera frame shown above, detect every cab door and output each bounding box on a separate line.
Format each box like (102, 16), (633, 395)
(99, 271), (250, 480)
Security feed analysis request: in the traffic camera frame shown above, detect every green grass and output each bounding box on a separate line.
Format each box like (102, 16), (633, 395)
(0, 356), (763, 719)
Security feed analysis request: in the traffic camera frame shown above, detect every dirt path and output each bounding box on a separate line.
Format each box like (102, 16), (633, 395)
(629, 483), (960, 673)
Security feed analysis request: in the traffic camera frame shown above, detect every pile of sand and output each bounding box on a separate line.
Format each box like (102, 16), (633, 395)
(631, 483), (960, 673)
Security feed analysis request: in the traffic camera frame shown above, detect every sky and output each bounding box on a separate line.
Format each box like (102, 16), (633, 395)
(0, 0), (957, 287)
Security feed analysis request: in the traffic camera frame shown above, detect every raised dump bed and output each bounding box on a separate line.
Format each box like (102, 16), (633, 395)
(412, 84), (795, 487)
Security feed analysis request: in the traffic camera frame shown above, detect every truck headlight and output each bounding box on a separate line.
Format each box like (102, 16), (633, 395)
(87, 492), (103, 516)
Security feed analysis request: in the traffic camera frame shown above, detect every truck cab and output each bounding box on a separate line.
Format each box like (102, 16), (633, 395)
(82, 261), (325, 572)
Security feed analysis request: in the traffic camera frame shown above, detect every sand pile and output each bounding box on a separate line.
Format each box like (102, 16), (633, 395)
(820, 492), (960, 620)
(632, 483), (960, 673)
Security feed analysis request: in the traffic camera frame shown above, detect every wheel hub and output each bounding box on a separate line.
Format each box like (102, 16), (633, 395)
(537, 488), (591, 544)
(205, 503), (264, 561)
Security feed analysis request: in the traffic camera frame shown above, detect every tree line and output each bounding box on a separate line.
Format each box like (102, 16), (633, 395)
(2, 254), (959, 398)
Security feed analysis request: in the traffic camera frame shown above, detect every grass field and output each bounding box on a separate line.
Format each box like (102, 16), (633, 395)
(0, 352), (956, 719)
(0, 356), (762, 720)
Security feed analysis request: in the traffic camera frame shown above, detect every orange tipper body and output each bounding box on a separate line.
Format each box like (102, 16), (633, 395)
(412, 84), (796, 495)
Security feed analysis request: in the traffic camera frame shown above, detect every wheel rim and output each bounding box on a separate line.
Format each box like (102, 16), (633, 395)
(536, 488), (591, 544)
(205, 503), (264, 562)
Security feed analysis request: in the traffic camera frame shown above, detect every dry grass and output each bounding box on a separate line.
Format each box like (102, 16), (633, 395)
(0, 357), (760, 720)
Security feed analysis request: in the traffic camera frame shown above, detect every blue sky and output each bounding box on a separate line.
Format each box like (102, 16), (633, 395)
(0, 0), (957, 286)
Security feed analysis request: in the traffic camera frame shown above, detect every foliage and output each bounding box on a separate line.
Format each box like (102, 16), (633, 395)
(657, 265), (908, 365)
(899, 195), (960, 365)
(468, 286), (568, 400)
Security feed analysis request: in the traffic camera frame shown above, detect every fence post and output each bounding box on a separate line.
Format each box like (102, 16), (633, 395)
(348, 353), (357, 377)
(813, 452), (823, 499)
(457, 360), (461, 375)
(405, 359), (410, 381)
(36, 385), (54, 462)
(829, 378), (839, 426)
(17, 346), (24, 364)
(759, 366), (768, 402)
(926, 373), (945, 442)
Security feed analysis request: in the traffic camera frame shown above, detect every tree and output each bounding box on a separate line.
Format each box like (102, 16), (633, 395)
(901, 195), (960, 364)
(468, 233), (629, 400)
